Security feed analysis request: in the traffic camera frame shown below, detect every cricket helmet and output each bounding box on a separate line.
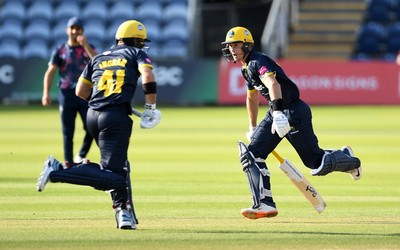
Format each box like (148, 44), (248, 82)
(221, 26), (254, 62)
(221, 26), (254, 45)
(115, 20), (151, 42)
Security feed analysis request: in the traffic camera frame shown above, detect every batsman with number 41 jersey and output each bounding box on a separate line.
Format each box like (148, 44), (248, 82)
(37, 20), (161, 230)
(221, 26), (362, 219)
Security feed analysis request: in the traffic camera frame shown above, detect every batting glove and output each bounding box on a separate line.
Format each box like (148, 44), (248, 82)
(140, 104), (162, 129)
(271, 111), (290, 138)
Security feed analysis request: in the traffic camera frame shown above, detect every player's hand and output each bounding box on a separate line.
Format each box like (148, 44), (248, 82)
(42, 95), (51, 106)
(246, 126), (256, 142)
(76, 35), (88, 47)
(271, 111), (290, 138)
(140, 105), (161, 129)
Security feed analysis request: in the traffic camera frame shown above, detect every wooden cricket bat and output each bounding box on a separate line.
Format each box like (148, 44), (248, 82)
(271, 150), (327, 213)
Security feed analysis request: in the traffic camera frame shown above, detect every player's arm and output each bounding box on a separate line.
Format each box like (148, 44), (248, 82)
(261, 74), (282, 101)
(261, 73), (290, 138)
(138, 65), (161, 129)
(42, 64), (58, 106)
(76, 76), (92, 100)
(246, 89), (259, 129)
(139, 65), (157, 105)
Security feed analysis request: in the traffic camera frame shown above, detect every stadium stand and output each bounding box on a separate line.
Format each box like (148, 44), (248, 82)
(0, 0), (190, 60)
(0, 39), (21, 59)
(0, 1), (25, 22)
(21, 39), (49, 59)
(26, 0), (53, 23)
(352, 0), (400, 61)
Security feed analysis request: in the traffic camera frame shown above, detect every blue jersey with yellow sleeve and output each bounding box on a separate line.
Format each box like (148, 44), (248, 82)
(242, 51), (300, 107)
(79, 44), (153, 110)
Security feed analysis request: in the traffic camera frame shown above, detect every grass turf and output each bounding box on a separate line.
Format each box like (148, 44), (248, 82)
(0, 105), (399, 249)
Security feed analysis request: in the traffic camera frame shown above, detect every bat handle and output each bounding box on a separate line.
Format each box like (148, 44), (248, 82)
(131, 108), (142, 118)
(271, 150), (284, 164)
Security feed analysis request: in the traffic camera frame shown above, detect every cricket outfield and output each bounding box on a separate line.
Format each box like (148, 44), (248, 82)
(0, 105), (398, 249)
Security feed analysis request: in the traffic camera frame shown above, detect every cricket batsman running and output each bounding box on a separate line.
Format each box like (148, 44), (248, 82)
(36, 20), (161, 230)
(221, 26), (362, 219)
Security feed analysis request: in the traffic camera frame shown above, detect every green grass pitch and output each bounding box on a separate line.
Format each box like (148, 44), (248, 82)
(0, 105), (399, 249)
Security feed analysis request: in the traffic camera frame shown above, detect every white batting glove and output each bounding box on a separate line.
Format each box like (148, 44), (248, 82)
(246, 126), (256, 142)
(140, 104), (161, 129)
(271, 111), (290, 138)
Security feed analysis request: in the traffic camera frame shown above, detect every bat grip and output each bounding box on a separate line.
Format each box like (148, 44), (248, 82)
(131, 108), (142, 118)
(271, 150), (284, 164)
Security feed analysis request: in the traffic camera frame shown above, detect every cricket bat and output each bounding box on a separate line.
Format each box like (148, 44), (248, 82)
(271, 150), (327, 213)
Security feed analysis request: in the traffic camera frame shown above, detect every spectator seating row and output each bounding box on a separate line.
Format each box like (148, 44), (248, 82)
(352, 0), (400, 60)
(0, 0), (189, 59)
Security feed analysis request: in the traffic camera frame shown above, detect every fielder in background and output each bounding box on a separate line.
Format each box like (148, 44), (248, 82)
(42, 16), (96, 165)
(37, 20), (161, 230)
(221, 26), (362, 219)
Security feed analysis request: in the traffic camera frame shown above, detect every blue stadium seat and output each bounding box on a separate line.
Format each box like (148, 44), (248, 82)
(54, 0), (80, 24)
(109, 0), (136, 22)
(84, 20), (107, 45)
(0, 39), (22, 59)
(0, 1), (26, 22)
(161, 39), (188, 58)
(142, 19), (162, 43)
(366, 5), (392, 24)
(161, 19), (189, 42)
(52, 21), (68, 44)
(105, 20), (123, 46)
(386, 36), (400, 53)
(163, 1), (188, 23)
(386, 22), (400, 37)
(21, 39), (49, 59)
(81, 0), (108, 23)
(0, 20), (24, 41)
(146, 42), (161, 58)
(24, 19), (51, 43)
(356, 22), (386, 42)
(380, 52), (397, 61)
(351, 52), (372, 61)
(355, 36), (382, 54)
(136, 0), (163, 22)
(26, 0), (53, 23)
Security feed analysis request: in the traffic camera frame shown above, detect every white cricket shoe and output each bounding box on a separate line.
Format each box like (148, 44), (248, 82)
(115, 208), (137, 230)
(241, 203), (278, 220)
(73, 154), (89, 164)
(341, 146), (362, 180)
(36, 155), (61, 192)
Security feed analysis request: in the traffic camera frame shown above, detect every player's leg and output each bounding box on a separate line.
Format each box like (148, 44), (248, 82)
(75, 99), (93, 163)
(238, 141), (278, 219)
(59, 91), (77, 164)
(238, 116), (281, 219)
(97, 108), (135, 229)
(36, 156), (127, 192)
(284, 100), (325, 169)
(124, 161), (139, 226)
(285, 100), (361, 179)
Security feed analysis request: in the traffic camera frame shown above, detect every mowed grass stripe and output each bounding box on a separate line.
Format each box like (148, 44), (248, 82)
(0, 105), (399, 249)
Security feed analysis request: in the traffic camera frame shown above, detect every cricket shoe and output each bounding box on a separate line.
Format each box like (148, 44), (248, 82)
(115, 208), (137, 230)
(341, 146), (362, 181)
(36, 155), (61, 192)
(241, 203), (278, 220)
(73, 154), (90, 164)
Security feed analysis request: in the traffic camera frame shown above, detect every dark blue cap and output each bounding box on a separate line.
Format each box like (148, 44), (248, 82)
(67, 17), (84, 28)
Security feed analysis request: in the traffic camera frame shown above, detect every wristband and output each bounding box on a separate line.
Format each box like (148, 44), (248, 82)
(271, 98), (283, 111)
(145, 103), (156, 110)
(142, 81), (157, 94)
